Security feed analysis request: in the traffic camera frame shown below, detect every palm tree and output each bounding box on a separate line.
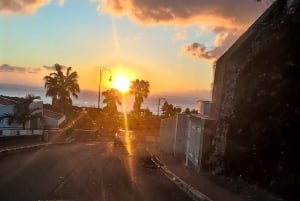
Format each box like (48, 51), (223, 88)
(161, 101), (181, 117)
(129, 79), (150, 115)
(0, 94), (42, 130)
(102, 89), (122, 114)
(44, 64), (80, 113)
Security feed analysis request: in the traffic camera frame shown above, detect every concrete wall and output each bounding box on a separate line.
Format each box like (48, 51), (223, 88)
(159, 114), (187, 155)
(159, 116), (176, 154)
(173, 114), (188, 155)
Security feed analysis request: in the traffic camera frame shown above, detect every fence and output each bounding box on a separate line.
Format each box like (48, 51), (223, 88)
(0, 129), (43, 137)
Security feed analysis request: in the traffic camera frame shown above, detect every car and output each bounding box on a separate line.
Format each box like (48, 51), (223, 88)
(114, 129), (136, 147)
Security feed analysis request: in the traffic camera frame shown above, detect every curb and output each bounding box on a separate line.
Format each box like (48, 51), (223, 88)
(0, 138), (75, 157)
(148, 150), (213, 201)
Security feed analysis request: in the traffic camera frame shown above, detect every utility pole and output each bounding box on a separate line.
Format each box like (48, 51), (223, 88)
(97, 67), (112, 109)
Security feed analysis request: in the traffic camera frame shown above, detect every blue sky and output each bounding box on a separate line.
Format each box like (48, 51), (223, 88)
(0, 0), (268, 99)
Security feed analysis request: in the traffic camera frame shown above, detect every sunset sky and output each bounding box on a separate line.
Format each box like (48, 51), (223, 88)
(0, 0), (269, 99)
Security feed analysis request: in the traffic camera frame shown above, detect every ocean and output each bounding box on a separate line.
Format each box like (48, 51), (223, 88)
(0, 84), (210, 114)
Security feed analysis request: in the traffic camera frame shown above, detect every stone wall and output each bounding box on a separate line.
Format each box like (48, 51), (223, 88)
(210, 0), (300, 199)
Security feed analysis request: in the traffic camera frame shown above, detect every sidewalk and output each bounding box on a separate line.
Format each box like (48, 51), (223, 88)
(155, 151), (243, 201)
(0, 135), (43, 151)
(147, 143), (283, 201)
(0, 131), (74, 153)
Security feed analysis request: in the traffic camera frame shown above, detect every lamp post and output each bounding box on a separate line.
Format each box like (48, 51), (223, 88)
(157, 97), (167, 116)
(98, 67), (112, 109)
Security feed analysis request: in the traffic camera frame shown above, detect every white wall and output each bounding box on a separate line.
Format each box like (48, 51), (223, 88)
(43, 115), (65, 128)
(30, 101), (43, 114)
(185, 116), (204, 168)
(0, 105), (21, 129)
(198, 101), (211, 115)
(0, 100), (43, 130)
(173, 114), (188, 155)
(44, 116), (58, 128)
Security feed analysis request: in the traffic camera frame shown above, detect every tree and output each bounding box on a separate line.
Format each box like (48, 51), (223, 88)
(141, 108), (153, 117)
(129, 79), (150, 115)
(43, 64), (80, 113)
(183, 107), (198, 114)
(0, 94), (42, 130)
(161, 101), (182, 117)
(102, 88), (121, 114)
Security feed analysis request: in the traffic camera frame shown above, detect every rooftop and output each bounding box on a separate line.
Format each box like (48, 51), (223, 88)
(43, 109), (65, 120)
(0, 96), (15, 106)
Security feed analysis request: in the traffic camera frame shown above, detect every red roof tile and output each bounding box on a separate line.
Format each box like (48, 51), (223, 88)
(0, 97), (15, 105)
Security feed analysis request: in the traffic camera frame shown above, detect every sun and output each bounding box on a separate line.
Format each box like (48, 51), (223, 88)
(112, 74), (131, 93)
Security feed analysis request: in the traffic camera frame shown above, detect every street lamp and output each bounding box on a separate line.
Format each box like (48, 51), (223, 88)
(157, 97), (167, 116)
(98, 67), (112, 109)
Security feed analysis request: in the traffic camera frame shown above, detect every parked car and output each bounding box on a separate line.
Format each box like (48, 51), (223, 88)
(114, 129), (136, 147)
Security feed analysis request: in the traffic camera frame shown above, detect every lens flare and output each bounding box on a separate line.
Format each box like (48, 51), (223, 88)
(112, 74), (131, 93)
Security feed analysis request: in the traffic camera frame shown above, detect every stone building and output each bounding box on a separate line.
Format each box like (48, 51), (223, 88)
(209, 1), (300, 198)
(210, 0), (300, 186)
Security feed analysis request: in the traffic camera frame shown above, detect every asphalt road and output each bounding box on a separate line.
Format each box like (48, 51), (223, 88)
(0, 135), (193, 201)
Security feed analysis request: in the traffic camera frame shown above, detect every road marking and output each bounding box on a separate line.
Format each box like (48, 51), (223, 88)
(85, 143), (97, 146)
(52, 169), (76, 194)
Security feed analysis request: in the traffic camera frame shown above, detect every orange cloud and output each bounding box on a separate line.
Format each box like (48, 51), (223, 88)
(0, 64), (41, 74)
(0, 0), (66, 14)
(58, 0), (65, 6)
(182, 42), (215, 60)
(96, 0), (267, 28)
(183, 28), (243, 60)
(95, 0), (269, 60)
(0, 0), (49, 14)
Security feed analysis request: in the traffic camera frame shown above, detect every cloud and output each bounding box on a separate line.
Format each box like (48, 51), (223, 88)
(28, 67), (42, 73)
(58, 0), (65, 6)
(93, 0), (269, 60)
(95, 0), (267, 28)
(0, 0), (49, 14)
(0, 64), (41, 73)
(43, 65), (55, 70)
(182, 42), (215, 60)
(183, 28), (242, 59)
(43, 64), (67, 71)
(0, 0), (65, 14)
(0, 64), (26, 72)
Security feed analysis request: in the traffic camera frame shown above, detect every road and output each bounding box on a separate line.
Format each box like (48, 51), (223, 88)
(0, 134), (193, 201)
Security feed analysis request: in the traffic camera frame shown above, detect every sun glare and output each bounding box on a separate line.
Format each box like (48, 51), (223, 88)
(112, 74), (131, 93)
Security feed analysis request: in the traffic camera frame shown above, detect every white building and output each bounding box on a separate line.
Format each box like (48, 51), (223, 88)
(0, 97), (20, 130)
(159, 113), (215, 171)
(197, 100), (211, 115)
(43, 109), (66, 129)
(0, 96), (65, 137)
(185, 114), (215, 171)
